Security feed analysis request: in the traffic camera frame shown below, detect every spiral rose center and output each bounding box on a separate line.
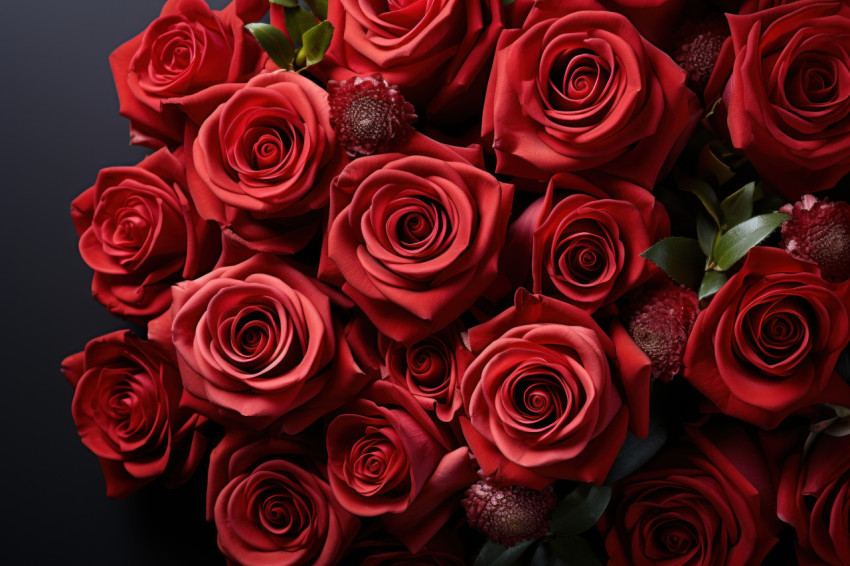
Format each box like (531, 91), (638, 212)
(387, 195), (450, 257)
(149, 23), (195, 80)
(251, 477), (312, 538)
(547, 48), (613, 116)
(508, 370), (574, 429)
(789, 55), (839, 107)
(554, 227), (612, 286)
(406, 341), (450, 390)
(741, 295), (812, 368)
(348, 428), (408, 496)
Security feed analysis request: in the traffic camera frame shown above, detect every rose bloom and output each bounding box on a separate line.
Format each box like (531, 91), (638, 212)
(379, 323), (473, 423)
(157, 253), (370, 434)
(460, 291), (648, 490)
(316, 0), (503, 120)
(683, 247), (850, 429)
(725, 0), (850, 198)
(71, 148), (219, 322)
(501, 172), (669, 312)
(778, 433), (850, 566)
(61, 330), (208, 498)
(326, 381), (478, 552)
(604, 421), (781, 566)
(207, 431), (358, 566)
(110, 0), (265, 147)
(322, 133), (513, 344)
(188, 71), (343, 255)
(483, 0), (698, 186)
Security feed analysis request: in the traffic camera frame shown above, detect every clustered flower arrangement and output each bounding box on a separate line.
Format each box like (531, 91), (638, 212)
(62, 0), (850, 564)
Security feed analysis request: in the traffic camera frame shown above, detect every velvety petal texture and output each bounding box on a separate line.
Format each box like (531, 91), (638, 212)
(459, 291), (648, 489)
(725, 0), (850, 197)
(207, 431), (359, 566)
(683, 246), (850, 429)
(61, 330), (208, 498)
(323, 133), (514, 344)
(482, 0), (699, 186)
(166, 254), (372, 434)
(71, 147), (220, 322)
(109, 0), (264, 147)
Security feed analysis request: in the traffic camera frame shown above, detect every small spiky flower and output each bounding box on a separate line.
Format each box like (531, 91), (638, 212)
(327, 74), (416, 158)
(672, 15), (729, 94)
(780, 194), (850, 281)
(462, 478), (557, 547)
(626, 280), (700, 381)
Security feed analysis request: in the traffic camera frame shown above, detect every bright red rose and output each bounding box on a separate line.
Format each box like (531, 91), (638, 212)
(739, 0), (803, 13)
(207, 431), (359, 566)
(164, 254), (371, 434)
(109, 0), (265, 147)
(482, 0), (699, 186)
(326, 381), (478, 552)
(778, 433), (850, 566)
(683, 247), (850, 429)
(71, 148), (219, 322)
(604, 421), (781, 566)
(61, 330), (208, 498)
(188, 71), (343, 255)
(501, 173), (669, 312)
(725, 0), (850, 198)
(459, 291), (648, 490)
(317, 0), (504, 121)
(322, 133), (514, 345)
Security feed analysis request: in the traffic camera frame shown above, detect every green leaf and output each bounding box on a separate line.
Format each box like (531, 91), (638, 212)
(549, 484), (612, 536)
(713, 213), (790, 271)
(720, 181), (755, 228)
(473, 540), (534, 566)
(696, 212), (718, 260)
(245, 23), (294, 70)
(640, 237), (705, 289)
(302, 0), (328, 19)
(548, 536), (604, 566)
(502, 0), (517, 4)
(605, 415), (667, 484)
(678, 177), (721, 226)
(698, 270), (728, 301)
(284, 6), (318, 46)
(299, 20), (333, 68)
(269, 0), (300, 7)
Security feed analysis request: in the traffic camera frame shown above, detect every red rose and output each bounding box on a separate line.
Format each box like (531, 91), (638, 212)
(326, 381), (478, 552)
(683, 247), (850, 429)
(71, 148), (219, 322)
(317, 0), (503, 120)
(380, 323), (474, 423)
(482, 0), (699, 186)
(110, 0), (264, 147)
(188, 71), (343, 255)
(603, 421), (781, 566)
(322, 133), (514, 344)
(725, 0), (850, 198)
(501, 173), (668, 312)
(164, 254), (370, 434)
(778, 433), (850, 566)
(739, 0), (803, 13)
(459, 291), (648, 490)
(61, 330), (208, 498)
(207, 431), (359, 566)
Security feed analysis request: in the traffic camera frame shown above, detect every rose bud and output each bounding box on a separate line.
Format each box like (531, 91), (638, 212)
(328, 74), (417, 158)
(462, 478), (557, 547)
(780, 194), (850, 282)
(61, 330), (208, 498)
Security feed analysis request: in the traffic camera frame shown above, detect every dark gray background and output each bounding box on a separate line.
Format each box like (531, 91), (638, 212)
(1, 0), (229, 563)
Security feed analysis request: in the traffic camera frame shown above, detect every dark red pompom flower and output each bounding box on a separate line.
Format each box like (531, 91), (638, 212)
(327, 74), (416, 157)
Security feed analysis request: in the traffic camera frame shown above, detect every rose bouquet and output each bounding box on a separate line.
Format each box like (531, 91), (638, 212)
(62, 0), (850, 564)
